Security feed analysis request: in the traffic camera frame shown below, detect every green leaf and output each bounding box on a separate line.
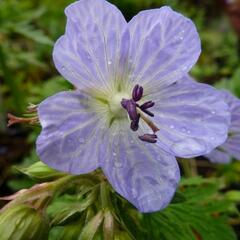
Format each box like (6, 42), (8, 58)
(14, 24), (53, 46)
(225, 191), (240, 203)
(180, 176), (215, 186)
(171, 191), (186, 204)
(141, 178), (237, 240)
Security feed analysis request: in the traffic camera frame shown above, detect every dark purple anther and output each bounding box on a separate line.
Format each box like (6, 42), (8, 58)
(132, 84), (143, 102)
(140, 101), (155, 110)
(138, 134), (157, 143)
(139, 101), (155, 117)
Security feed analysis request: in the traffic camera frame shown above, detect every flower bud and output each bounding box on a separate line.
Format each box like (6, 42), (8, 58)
(0, 204), (49, 240)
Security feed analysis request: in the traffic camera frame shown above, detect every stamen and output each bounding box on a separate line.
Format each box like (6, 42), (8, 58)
(132, 84), (143, 102)
(140, 101), (155, 110)
(139, 134), (157, 143)
(138, 111), (159, 133)
(140, 108), (154, 117)
(138, 101), (155, 117)
(121, 84), (159, 137)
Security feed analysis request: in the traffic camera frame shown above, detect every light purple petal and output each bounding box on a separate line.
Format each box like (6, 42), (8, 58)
(127, 6), (201, 92)
(100, 122), (180, 213)
(151, 79), (231, 158)
(205, 149), (231, 164)
(205, 90), (240, 163)
(36, 91), (104, 174)
(53, 0), (129, 91)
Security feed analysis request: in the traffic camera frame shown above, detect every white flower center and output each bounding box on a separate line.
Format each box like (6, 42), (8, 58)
(109, 92), (130, 118)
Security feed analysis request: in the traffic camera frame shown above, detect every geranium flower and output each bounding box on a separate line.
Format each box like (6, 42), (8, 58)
(36, 0), (230, 212)
(205, 90), (240, 163)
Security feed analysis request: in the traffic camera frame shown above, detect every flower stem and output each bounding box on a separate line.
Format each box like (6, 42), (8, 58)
(100, 182), (112, 210)
(178, 158), (197, 178)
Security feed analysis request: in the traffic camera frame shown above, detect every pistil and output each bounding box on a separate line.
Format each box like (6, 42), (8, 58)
(7, 113), (39, 127)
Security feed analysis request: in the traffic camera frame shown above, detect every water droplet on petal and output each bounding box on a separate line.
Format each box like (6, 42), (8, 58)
(114, 160), (122, 168)
(171, 139), (206, 156)
(79, 138), (85, 144)
(187, 130), (191, 134)
(71, 71), (75, 77)
(108, 60), (112, 65)
(131, 188), (138, 198)
(181, 127), (187, 133)
(61, 66), (65, 71)
(211, 110), (216, 115)
(113, 152), (117, 157)
(170, 125), (175, 129)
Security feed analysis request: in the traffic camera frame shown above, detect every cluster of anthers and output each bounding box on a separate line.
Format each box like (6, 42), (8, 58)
(121, 84), (159, 143)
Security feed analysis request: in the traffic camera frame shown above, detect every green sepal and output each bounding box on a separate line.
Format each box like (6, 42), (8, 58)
(78, 210), (104, 240)
(17, 161), (66, 181)
(103, 210), (115, 240)
(114, 231), (133, 240)
(49, 189), (98, 226)
(50, 220), (84, 240)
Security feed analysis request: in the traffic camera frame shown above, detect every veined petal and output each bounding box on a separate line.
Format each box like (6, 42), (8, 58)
(36, 91), (104, 174)
(205, 149), (231, 164)
(53, 0), (129, 92)
(100, 122), (180, 213)
(205, 90), (240, 163)
(152, 80), (231, 158)
(128, 6), (201, 93)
